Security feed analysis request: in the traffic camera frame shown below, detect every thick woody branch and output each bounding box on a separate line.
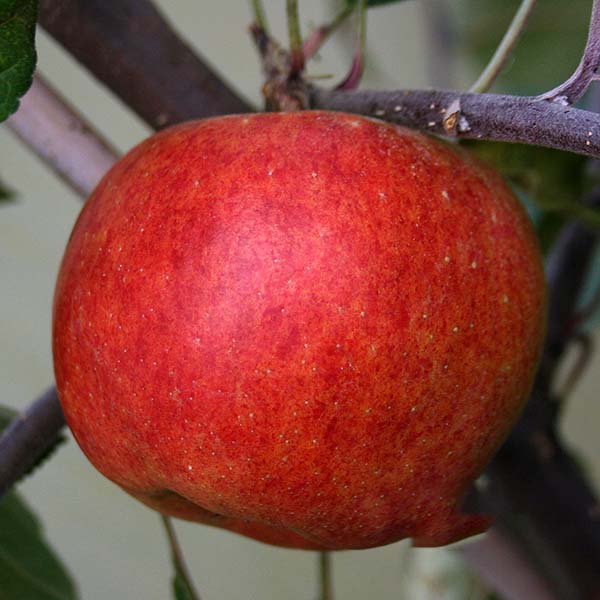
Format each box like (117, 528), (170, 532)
(6, 74), (119, 197)
(38, 0), (252, 130)
(311, 88), (600, 159)
(38, 0), (600, 160)
(484, 401), (600, 600)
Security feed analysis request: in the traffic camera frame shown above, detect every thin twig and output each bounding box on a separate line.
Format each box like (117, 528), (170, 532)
(335, 0), (367, 91)
(469, 0), (537, 93)
(303, 4), (355, 61)
(554, 333), (593, 400)
(542, 198), (600, 377)
(318, 551), (333, 600)
(536, 0), (600, 104)
(161, 515), (202, 600)
(0, 387), (65, 498)
(6, 74), (119, 197)
(250, 0), (270, 34)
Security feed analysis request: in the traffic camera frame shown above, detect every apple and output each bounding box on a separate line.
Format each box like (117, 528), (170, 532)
(52, 111), (546, 550)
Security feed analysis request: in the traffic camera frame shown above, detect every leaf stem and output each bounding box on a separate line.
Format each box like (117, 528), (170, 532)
(303, 4), (355, 61)
(336, 0), (367, 91)
(469, 0), (537, 93)
(250, 0), (270, 34)
(318, 551), (333, 600)
(287, 0), (305, 75)
(161, 515), (202, 600)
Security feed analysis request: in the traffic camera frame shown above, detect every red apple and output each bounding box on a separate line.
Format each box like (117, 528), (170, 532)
(52, 111), (546, 550)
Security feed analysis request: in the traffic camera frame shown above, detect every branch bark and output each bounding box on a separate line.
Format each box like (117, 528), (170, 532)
(38, 0), (253, 130)
(6, 74), (119, 197)
(1, 73), (120, 501)
(311, 88), (600, 159)
(0, 388), (66, 497)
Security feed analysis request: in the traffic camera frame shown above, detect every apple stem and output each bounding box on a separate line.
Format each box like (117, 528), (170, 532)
(287, 0), (305, 76)
(250, 0), (270, 34)
(161, 515), (203, 600)
(335, 0), (367, 91)
(318, 551), (333, 600)
(469, 0), (537, 94)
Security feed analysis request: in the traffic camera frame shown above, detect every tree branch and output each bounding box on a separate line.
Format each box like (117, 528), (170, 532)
(3, 5), (600, 597)
(0, 388), (66, 497)
(460, 529), (557, 600)
(536, 0), (600, 104)
(38, 0), (252, 130)
(311, 88), (600, 159)
(541, 199), (600, 390)
(6, 74), (119, 197)
(1, 73), (120, 500)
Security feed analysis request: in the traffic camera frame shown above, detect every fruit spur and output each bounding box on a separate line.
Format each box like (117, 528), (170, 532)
(52, 111), (546, 550)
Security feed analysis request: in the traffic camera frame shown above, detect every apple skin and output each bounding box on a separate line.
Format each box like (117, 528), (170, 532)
(53, 111), (546, 550)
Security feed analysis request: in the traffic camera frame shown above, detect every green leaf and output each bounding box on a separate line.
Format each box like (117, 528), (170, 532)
(0, 0), (38, 123)
(0, 490), (78, 600)
(172, 571), (196, 600)
(0, 405), (76, 598)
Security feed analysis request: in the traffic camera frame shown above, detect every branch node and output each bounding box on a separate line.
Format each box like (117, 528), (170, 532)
(442, 98), (461, 134)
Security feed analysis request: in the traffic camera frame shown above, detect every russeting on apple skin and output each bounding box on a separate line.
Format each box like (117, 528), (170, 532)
(53, 111), (546, 550)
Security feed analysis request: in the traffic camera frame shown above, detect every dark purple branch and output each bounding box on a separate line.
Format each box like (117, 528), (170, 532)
(38, 0), (252, 130)
(485, 407), (600, 600)
(461, 529), (557, 600)
(311, 88), (600, 160)
(0, 387), (65, 498)
(536, 0), (600, 104)
(542, 201), (600, 385)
